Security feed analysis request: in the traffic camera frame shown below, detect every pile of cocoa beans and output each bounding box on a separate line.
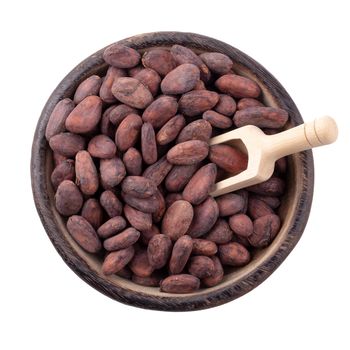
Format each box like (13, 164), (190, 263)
(46, 42), (288, 294)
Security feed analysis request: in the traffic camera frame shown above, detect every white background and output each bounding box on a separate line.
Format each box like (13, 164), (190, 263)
(1, 1), (349, 349)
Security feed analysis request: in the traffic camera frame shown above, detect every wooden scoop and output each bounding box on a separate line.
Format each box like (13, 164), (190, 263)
(209, 116), (338, 197)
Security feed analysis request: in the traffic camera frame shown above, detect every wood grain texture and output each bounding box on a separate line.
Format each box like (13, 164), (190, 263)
(31, 31), (314, 311)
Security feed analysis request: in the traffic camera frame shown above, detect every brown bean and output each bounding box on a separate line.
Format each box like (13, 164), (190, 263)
(233, 107), (288, 129)
(141, 225), (160, 245)
(75, 150), (99, 195)
(65, 96), (102, 134)
(160, 274), (200, 293)
(199, 52), (233, 75)
(129, 249), (154, 277)
(142, 48), (177, 76)
(102, 246), (135, 275)
(55, 180), (83, 216)
(161, 63), (200, 95)
(215, 94), (237, 116)
(49, 132), (85, 157)
(215, 74), (261, 98)
(108, 104), (138, 126)
(177, 119), (212, 143)
(99, 67), (127, 103)
(167, 140), (209, 165)
(142, 156), (173, 186)
(112, 77), (153, 109)
(248, 197), (274, 219)
(219, 242), (251, 266)
(104, 227), (140, 251)
(124, 204), (152, 231)
(254, 195), (281, 209)
(100, 190), (123, 218)
(147, 234), (172, 269)
(209, 144), (248, 174)
(123, 148), (142, 176)
(87, 135), (116, 159)
(45, 98), (75, 140)
(216, 193), (246, 216)
(162, 200), (194, 241)
(165, 193), (183, 207)
(152, 189), (166, 223)
(192, 239), (217, 256)
(142, 96), (178, 128)
(132, 273), (162, 287)
(81, 198), (103, 230)
(100, 157), (126, 188)
(187, 196), (219, 238)
(165, 164), (198, 192)
(121, 176), (156, 198)
(179, 90), (219, 116)
(237, 98), (264, 110)
(50, 159), (75, 190)
(141, 122), (157, 164)
(103, 43), (141, 68)
(156, 114), (186, 145)
(188, 256), (215, 278)
(128, 66), (143, 77)
(204, 219), (233, 244)
(249, 214), (281, 247)
(97, 216), (127, 239)
(134, 68), (161, 96)
(202, 256), (224, 287)
(169, 235), (193, 274)
(247, 176), (285, 196)
(121, 192), (159, 213)
(100, 106), (116, 139)
(229, 214), (253, 237)
(203, 110), (233, 129)
(74, 75), (102, 104)
(67, 215), (101, 253)
(170, 45), (210, 82)
(182, 163), (217, 205)
(115, 114), (142, 152)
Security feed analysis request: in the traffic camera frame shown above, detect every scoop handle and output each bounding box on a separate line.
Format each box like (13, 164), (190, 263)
(265, 116), (338, 160)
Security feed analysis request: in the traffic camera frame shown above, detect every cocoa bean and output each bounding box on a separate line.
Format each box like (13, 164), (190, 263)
(156, 114), (186, 145)
(161, 63), (200, 95)
(134, 68), (161, 96)
(182, 163), (217, 205)
(247, 176), (285, 196)
(249, 214), (281, 247)
(99, 66), (126, 103)
(165, 164), (198, 192)
(147, 234), (172, 269)
(121, 176), (156, 198)
(216, 193), (246, 216)
(103, 43), (141, 68)
(204, 219), (233, 244)
(162, 200), (193, 241)
(108, 104), (138, 126)
(142, 156), (173, 186)
(97, 216), (127, 239)
(229, 214), (253, 237)
(121, 192), (159, 213)
(219, 242), (251, 266)
(102, 246), (135, 275)
(87, 134), (116, 159)
(100, 106), (116, 139)
(167, 140), (209, 165)
(49, 132), (85, 157)
(179, 90), (219, 116)
(115, 113), (142, 152)
(165, 193), (183, 207)
(233, 107), (288, 128)
(141, 225), (160, 245)
(160, 274), (200, 293)
(202, 256), (224, 287)
(100, 157), (126, 188)
(203, 110), (233, 129)
(104, 227), (140, 251)
(215, 74), (261, 98)
(254, 195), (281, 209)
(45, 98), (75, 140)
(112, 77), (153, 109)
(248, 197), (274, 219)
(67, 215), (101, 253)
(129, 249), (154, 277)
(142, 48), (177, 76)
(141, 122), (157, 164)
(65, 96), (102, 134)
(132, 273), (161, 287)
(142, 96), (178, 128)
(123, 148), (143, 176)
(124, 204), (152, 231)
(50, 159), (75, 190)
(55, 180), (83, 216)
(188, 256), (215, 278)
(81, 198), (103, 230)
(215, 94), (237, 116)
(152, 189), (166, 223)
(237, 98), (264, 110)
(75, 150), (99, 195)
(192, 239), (217, 256)
(199, 52), (233, 75)
(209, 144), (248, 174)
(169, 235), (193, 274)
(74, 75), (102, 104)
(100, 190), (123, 218)
(177, 119), (212, 143)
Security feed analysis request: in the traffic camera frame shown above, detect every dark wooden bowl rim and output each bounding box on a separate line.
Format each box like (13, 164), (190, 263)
(31, 32), (314, 311)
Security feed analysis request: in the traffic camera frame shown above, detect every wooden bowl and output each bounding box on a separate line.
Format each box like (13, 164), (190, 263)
(31, 32), (314, 311)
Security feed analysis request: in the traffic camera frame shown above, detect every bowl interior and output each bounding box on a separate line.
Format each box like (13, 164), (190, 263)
(44, 45), (302, 298)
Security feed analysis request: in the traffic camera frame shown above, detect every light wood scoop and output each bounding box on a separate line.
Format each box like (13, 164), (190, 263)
(209, 116), (338, 197)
